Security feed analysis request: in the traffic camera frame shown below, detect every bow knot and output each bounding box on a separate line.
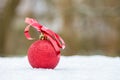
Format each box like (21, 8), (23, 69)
(24, 18), (65, 53)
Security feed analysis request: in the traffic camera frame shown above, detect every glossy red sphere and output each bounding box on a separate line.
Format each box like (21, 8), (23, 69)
(27, 40), (60, 69)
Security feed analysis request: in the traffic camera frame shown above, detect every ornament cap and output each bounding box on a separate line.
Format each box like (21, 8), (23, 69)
(39, 33), (47, 40)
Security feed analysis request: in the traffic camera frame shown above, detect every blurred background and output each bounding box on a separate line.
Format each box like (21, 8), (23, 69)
(0, 0), (120, 57)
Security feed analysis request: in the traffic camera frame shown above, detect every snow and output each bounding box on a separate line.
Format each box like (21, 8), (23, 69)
(0, 55), (120, 80)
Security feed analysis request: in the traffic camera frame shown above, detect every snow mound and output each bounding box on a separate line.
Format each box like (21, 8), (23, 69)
(0, 55), (120, 80)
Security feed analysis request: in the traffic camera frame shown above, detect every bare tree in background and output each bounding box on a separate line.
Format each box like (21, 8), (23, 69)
(82, 0), (120, 56)
(53, 0), (81, 55)
(0, 0), (119, 56)
(54, 0), (120, 56)
(0, 0), (20, 56)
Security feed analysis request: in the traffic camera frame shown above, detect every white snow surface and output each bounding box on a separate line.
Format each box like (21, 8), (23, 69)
(0, 55), (120, 80)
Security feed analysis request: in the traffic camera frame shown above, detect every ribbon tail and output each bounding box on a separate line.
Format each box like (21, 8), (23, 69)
(54, 33), (65, 49)
(24, 25), (34, 40)
(45, 34), (60, 54)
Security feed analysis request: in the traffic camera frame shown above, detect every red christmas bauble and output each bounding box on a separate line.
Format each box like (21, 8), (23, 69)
(28, 40), (60, 69)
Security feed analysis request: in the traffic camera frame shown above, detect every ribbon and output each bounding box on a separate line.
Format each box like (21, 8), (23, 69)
(24, 17), (65, 53)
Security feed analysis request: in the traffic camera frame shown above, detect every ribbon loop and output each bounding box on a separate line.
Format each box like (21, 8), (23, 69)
(24, 17), (65, 53)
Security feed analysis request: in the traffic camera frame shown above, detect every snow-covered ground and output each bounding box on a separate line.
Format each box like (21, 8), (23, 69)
(0, 55), (120, 80)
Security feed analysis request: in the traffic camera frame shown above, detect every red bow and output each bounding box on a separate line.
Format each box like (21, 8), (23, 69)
(24, 18), (65, 53)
